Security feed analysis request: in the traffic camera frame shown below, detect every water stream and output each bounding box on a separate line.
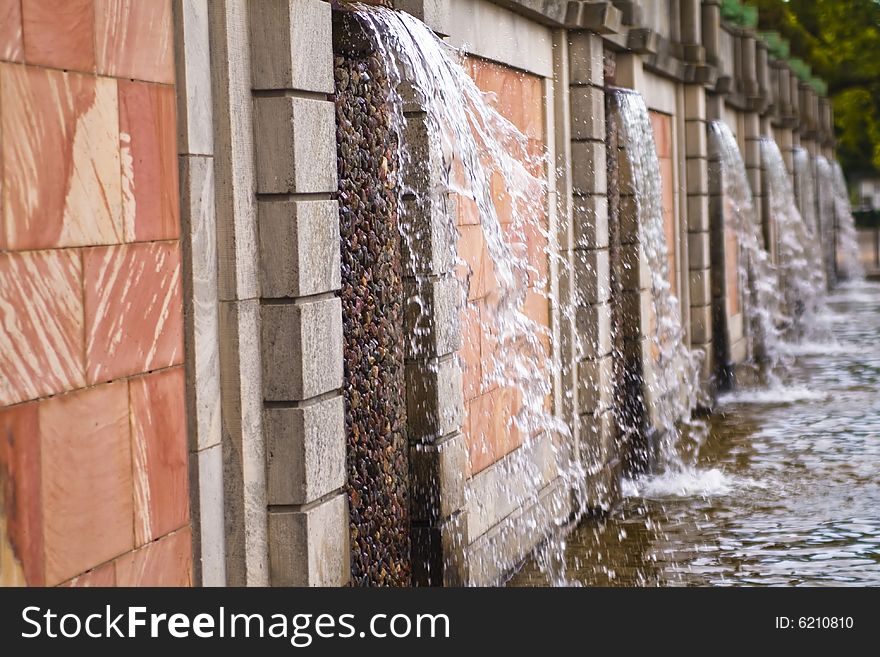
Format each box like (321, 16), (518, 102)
(353, 5), (577, 580)
(512, 279), (880, 586)
(608, 91), (704, 474)
(832, 161), (865, 281)
(708, 121), (785, 374)
(761, 140), (829, 341)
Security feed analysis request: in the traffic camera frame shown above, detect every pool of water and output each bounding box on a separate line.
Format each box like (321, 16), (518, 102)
(511, 280), (880, 586)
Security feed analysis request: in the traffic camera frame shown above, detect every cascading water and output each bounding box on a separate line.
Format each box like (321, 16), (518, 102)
(761, 140), (828, 340)
(793, 147), (829, 291)
(815, 156), (837, 285)
(351, 5), (578, 582)
(708, 122), (786, 374)
(831, 161), (865, 280)
(608, 91), (704, 474)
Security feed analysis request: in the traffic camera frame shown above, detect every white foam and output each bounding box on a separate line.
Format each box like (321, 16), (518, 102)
(719, 385), (828, 405)
(623, 468), (738, 498)
(778, 341), (857, 356)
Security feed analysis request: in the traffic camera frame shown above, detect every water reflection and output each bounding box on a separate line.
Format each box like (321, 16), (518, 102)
(512, 280), (880, 586)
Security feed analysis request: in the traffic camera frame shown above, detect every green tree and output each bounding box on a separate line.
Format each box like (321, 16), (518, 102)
(753, 0), (880, 176)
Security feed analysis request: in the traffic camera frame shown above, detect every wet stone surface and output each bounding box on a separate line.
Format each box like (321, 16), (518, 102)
(335, 52), (411, 586)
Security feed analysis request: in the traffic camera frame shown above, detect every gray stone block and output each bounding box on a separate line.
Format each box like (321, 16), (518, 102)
(570, 85), (605, 141)
(578, 355), (613, 414)
(409, 432), (467, 523)
(568, 31), (604, 85)
(261, 298), (343, 401)
(575, 301), (612, 360)
(405, 357), (464, 442)
(687, 157), (709, 195)
(189, 444), (227, 586)
(249, 0), (334, 93)
(571, 141), (607, 195)
(620, 241), (651, 291)
(685, 119), (707, 159)
(173, 0), (213, 155)
(254, 96), (337, 194)
(690, 304), (713, 345)
(573, 194), (609, 249)
(688, 231), (711, 270)
(689, 268), (712, 307)
(267, 494), (350, 586)
(686, 194), (709, 232)
(218, 297), (268, 586)
(259, 198), (341, 298)
(621, 289), (652, 340)
(574, 247), (610, 304)
(265, 395), (345, 505)
(180, 155), (222, 452)
(400, 195), (457, 276)
(404, 275), (463, 358)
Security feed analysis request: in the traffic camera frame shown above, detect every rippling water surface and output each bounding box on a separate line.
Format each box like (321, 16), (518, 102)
(512, 280), (880, 586)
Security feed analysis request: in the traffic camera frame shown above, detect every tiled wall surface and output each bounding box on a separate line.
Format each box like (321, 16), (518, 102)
(457, 57), (548, 476)
(0, 0), (190, 586)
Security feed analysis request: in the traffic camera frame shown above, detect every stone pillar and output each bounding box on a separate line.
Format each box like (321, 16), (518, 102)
(173, 0), (226, 587)
(207, 0), (267, 587)
(247, 0), (348, 587)
(569, 32), (617, 504)
(684, 81), (713, 386)
(387, 37), (467, 588)
(701, 0), (721, 68)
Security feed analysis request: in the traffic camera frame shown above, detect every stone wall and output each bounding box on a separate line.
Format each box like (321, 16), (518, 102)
(0, 0), (190, 586)
(0, 0), (842, 589)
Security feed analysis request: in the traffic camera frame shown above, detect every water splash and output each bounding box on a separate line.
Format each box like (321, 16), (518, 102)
(815, 156), (837, 285)
(831, 161), (865, 281)
(761, 140), (828, 341)
(708, 122), (786, 375)
(609, 91), (704, 473)
(351, 5), (576, 583)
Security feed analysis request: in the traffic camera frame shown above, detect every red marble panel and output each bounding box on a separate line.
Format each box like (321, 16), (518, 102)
(60, 561), (116, 587)
(0, 64), (122, 250)
(129, 367), (188, 546)
(114, 527), (192, 587)
(84, 242), (184, 384)
(0, 0), (23, 63)
(21, 0), (95, 72)
(467, 392), (496, 475)
(119, 80), (180, 242)
(460, 301), (482, 402)
(94, 0), (174, 84)
(40, 382), (134, 585)
(0, 402), (43, 586)
(0, 250), (85, 406)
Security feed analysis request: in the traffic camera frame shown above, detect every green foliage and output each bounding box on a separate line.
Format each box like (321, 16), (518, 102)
(721, 0), (759, 29)
(754, 0), (880, 176)
(759, 31), (790, 59)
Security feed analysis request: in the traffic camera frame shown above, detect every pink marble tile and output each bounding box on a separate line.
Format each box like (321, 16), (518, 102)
(0, 402), (43, 586)
(0, 0), (23, 62)
(40, 382), (134, 586)
(95, 0), (174, 84)
(83, 242), (183, 384)
(129, 367), (188, 546)
(114, 527), (192, 587)
(0, 250), (86, 406)
(21, 0), (95, 72)
(60, 561), (116, 587)
(0, 64), (122, 250)
(119, 80), (180, 242)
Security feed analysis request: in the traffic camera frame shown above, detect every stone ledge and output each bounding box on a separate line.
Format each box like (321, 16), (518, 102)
(465, 476), (572, 585)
